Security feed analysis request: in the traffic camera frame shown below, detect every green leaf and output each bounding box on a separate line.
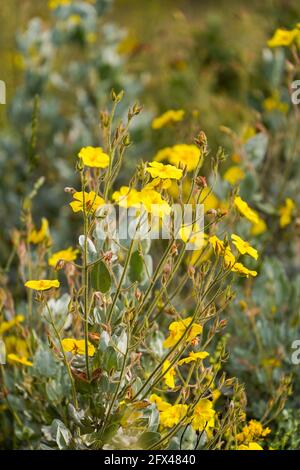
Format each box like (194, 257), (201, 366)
(138, 431), (161, 449)
(129, 250), (144, 283)
(33, 346), (59, 379)
(103, 346), (118, 372)
(91, 260), (111, 293)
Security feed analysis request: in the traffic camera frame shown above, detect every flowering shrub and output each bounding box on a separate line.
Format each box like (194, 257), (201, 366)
(1, 91), (282, 450)
(1, 1), (300, 451)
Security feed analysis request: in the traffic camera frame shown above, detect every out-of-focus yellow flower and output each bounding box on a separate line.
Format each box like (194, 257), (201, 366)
(237, 419), (271, 445)
(62, 338), (95, 357)
(0, 315), (24, 335)
(152, 110), (185, 129)
(24, 280), (60, 291)
(146, 161), (183, 180)
(48, 0), (71, 9)
(27, 218), (50, 244)
(200, 187), (220, 212)
(139, 188), (171, 218)
(178, 351), (209, 365)
(179, 225), (206, 250)
(145, 178), (172, 190)
(7, 353), (33, 367)
(261, 357), (281, 369)
(69, 15), (82, 26)
(267, 28), (298, 48)
(169, 144), (202, 171)
(234, 196), (259, 224)
(263, 91), (289, 114)
(242, 126), (257, 143)
(117, 34), (140, 55)
(149, 394), (171, 411)
(250, 216), (267, 236)
(87, 32), (97, 44)
(238, 442), (263, 450)
(78, 146), (109, 169)
(159, 404), (188, 428)
(279, 198), (295, 227)
(162, 360), (176, 389)
(223, 166), (245, 185)
(155, 144), (202, 172)
(231, 263), (257, 278)
(231, 234), (258, 260)
(49, 247), (79, 268)
(112, 186), (141, 208)
(5, 336), (29, 358)
(191, 399), (215, 432)
(70, 191), (105, 213)
(163, 317), (203, 349)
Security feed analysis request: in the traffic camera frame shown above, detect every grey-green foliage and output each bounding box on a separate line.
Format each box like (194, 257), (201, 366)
(0, 0), (143, 261)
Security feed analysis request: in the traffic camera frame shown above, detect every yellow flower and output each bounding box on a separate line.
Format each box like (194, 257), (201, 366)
(191, 399), (215, 432)
(234, 196), (259, 224)
(263, 91), (289, 114)
(223, 246), (236, 268)
(179, 225), (206, 250)
(24, 280), (60, 291)
(27, 218), (50, 244)
(70, 191), (105, 213)
(0, 315), (24, 335)
(178, 351), (209, 366)
(78, 146), (110, 169)
(62, 338), (95, 357)
(251, 216), (267, 236)
(152, 109), (185, 129)
(5, 336), (29, 358)
(169, 144), (202, 172)
(48, 0), (71, 9)
(162, 360), (176, 389)
(209, 235), (225, 255)
(49, 247), (79, 268)
(209, 236), (237, 267)
(145, 178), (172, 190)
(149, 394), (171, 411)
(238, 442), (263, 450)
(139, 188), (171, 218)
(146, 161), (183, 180)
(7, 353), (33, 367)
(231, 263), (257, 278)
(155, 144), (202, 172)
(237, 420), (271, 445)
(223, 166), (245, 185)
(163, 317), (203, 349)
(267, 28), (298, 47)
(231, 234), (258, 260)
(279, 198), (295, 227)
(112, 186), (141, 208)
(201, 187), (220, 212)
(159, 404), (188, 428)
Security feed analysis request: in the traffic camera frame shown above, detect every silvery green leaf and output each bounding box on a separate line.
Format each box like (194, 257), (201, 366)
(99, 331), (110, 352)
(33, 346), (59, 379)
(244, 133), (268, 168)
(51, 419), (72, 450)
(79, 235), (97, 262)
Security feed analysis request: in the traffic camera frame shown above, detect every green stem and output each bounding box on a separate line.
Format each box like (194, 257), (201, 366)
(44, 301), (78, 409)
